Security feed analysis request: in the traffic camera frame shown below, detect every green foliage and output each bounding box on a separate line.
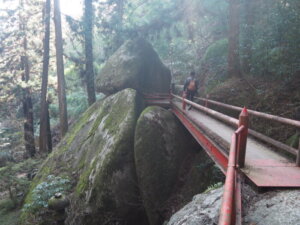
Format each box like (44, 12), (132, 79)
(286, 131), (299, 148)
(23, 175), (71, 213)
(204, 182), (223, 193)
(241, 0), (300, 79)
(0, 159), (41, 205)
(0, 199), (16, 212)
(202, 39), (228, 92)
(203, 39), (228, 63)
(67, 91), (89, 119)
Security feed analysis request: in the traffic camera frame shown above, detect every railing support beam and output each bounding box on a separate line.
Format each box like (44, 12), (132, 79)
(205, 94), (210, 108)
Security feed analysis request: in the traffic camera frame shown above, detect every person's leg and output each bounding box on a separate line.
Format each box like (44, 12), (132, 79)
(186, 91), (192, 110)
(186, 91), (192, 101)
(190, 91), (195, 102)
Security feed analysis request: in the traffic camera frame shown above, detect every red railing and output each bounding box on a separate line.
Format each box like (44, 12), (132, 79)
(172, 94), (249, 225)
(143, 93), (172, 106)
(144, 92), (299, 225)
(195, 97), (300, 166)
(218, 124), (247, 225)
(172, 94), (239, 127)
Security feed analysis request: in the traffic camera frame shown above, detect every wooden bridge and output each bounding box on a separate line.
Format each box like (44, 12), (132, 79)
(144, 92), (300, 225)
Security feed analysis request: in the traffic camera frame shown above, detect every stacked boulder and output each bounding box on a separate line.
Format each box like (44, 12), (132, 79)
(96, 38), (171, 95)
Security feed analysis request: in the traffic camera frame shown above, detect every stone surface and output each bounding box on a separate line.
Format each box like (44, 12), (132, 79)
(167, 187), (223, 225)
(96, 38), (171, 95)
(134, 106), (223, 225)
(21, 89), (146, 225)
(167, 184), (300, 225)
(244, 189), (300, 225)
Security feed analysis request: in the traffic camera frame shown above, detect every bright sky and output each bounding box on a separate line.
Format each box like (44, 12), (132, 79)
(0, 0), (83, 19)
(60, 0), (83, 19)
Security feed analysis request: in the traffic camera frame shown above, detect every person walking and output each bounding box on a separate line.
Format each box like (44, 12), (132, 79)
(183, 71), (199, 110)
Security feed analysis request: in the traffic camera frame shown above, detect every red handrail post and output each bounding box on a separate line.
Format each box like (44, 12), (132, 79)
(182, 92), (187, 110)
(237, 107), (249, 168)
(296, 137), (300, 166)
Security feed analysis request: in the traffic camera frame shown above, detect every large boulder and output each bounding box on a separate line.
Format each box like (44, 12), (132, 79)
(168, 185), (300, 225)
(21, 89), (147, 225)
(244, 189), (300, 225)
(167, 187), (223, 225)
(134, 106), (223, 225)
(96, 38), (171, 95)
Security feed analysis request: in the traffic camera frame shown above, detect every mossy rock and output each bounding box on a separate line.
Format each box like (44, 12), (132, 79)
(48, 194), (69, 211)
(134, 106), (223, 225)
(95, 38), (171, 95)
(21, 89), (146, 225)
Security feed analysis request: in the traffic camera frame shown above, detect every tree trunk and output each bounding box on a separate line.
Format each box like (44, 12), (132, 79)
(114, 0), (125, 48)
(46, 100), (52, 151)
(20, 0), (35, 158)
(39, 0), (52, 153)
(242, 0), (255, 74)
(228, 0), (241, 78)
(21, 49), (36, 158)
(84, 0), (96, 105)
(54, 0), (68, 137)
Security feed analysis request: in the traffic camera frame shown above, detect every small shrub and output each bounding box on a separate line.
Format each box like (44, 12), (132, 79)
(23, 175), (71, 213)
(202, 39), (229, 92)
(0, 159), (42, 209)
(0, 199), (16, 212)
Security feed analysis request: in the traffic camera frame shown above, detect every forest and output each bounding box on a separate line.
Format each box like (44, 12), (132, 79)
(0, 0), (300, 224)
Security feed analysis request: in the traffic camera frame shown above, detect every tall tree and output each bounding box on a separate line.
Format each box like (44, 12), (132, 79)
(39, 0), (52, 153)
(54, 0), (68, 136)
(113, 0), (125, 48)
(242, 0), (255, 74)
(84, 0), (96, 105)
(20, 0), (36, 158)
(227, 0), (241, 77)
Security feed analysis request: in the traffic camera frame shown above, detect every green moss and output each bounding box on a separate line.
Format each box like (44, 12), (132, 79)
(78, 150), (88, 171)
(139, 106), (157, 118)
(19, 103), (105, 224)
(104, 106), (130, 135)
(21, 89), (144, 224)
(75, 160), (97, 197)
(87, 108), (107, 138)
(59, 102), (100, 154)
